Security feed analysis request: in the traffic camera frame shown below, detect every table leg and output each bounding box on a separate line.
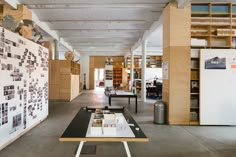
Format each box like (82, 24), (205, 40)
(122, 141), (131, 157)
(135, 96), (137, 113)
(128, 97), (130, 104)
(109, 96), (111, 106)
(75, 141), (85, 157)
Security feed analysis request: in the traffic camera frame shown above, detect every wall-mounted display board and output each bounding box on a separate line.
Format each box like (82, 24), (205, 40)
(0, 27), (48, 149)
(200, 49), (236, 125)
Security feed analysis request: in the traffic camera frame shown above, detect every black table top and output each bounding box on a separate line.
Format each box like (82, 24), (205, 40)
(109, 94), (137, 97)
(59, 106), (148, 142)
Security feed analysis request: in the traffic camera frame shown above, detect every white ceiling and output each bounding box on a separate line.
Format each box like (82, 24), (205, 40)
(17, 0), (170, 56)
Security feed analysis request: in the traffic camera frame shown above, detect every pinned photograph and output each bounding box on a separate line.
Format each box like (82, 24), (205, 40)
(205, 56), (226, 69)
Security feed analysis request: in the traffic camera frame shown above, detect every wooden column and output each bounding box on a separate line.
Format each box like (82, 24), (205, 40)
(162, 2), (191, 125)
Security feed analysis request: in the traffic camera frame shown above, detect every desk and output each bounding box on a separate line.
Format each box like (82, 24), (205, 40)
(108, 91), (138, 113)
(59, 107), (148, 157)
(146, 84), (162, 98)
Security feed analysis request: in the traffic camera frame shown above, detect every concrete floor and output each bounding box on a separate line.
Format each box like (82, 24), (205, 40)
(0, 89), (236, 157)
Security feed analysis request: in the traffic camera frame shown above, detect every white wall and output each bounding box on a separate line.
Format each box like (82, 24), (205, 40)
(0, 27), (48, 149)
(146, 68), (162, 82)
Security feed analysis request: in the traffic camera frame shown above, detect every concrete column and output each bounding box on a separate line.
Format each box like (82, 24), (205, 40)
(54, 40), (59, 60)
(130, 51), (134, 90)
(141, 40), (147, 102)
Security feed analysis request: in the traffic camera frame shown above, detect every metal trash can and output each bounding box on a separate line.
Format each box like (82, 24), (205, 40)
(154, 101), (166, 124)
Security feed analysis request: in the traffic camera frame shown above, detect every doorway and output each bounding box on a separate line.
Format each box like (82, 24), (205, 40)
(94, 68), (104, 90)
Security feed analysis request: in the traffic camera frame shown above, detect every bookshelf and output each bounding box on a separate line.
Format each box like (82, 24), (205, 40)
(113, 68), (122, 88)
(126, 55), (162, 69)
(190, 2), (236, 125)
(191, 3), (236, 48)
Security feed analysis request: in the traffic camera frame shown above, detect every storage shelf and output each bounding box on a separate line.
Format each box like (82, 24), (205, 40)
(191, 93), (199, 95)
(191, 35), (209, 37)
(191, 107), (199, 109)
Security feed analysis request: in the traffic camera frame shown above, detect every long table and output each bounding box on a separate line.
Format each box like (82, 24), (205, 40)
(59, 106), (148, 157)
(108, 91), (138, 113)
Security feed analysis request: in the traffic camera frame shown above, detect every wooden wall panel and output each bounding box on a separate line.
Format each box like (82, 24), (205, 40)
(49, 60), (80, 101)
(49, 85), (59, 100)
(60, 74), (71, 89)
(162, 47), (170, 116)
(169, 3), (191, 47)
(163, 2), (191, 47)
(163, 2), (191, 125)
(169, 46), (190, 125)
(89, 68), (94, 89)
(50, 60), (60, 84)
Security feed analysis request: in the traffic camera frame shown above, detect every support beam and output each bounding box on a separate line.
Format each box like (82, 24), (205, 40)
(3, 0), (19, 9)
(54, 40), (59, 60)
(141, 40), (147, 102)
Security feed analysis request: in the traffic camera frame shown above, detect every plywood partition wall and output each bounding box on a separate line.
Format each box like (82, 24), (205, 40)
(89, 56), (124, 89)
(163, 2), (191, 125)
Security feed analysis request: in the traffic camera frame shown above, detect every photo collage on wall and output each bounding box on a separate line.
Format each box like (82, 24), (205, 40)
(0, 27), (49, 148)
(0, 103), (8, 126)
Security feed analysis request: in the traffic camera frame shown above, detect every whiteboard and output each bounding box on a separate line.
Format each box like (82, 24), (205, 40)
(200, 49), (236, 125)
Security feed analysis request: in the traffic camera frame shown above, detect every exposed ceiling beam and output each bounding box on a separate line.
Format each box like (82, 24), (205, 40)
(31, 9), (160, 22)
(65, 38), (139, 42)
(27, 4), (166, 9)
(18, 0), (170, 5)
(31, 10), (80, 56)
(47, 20), (150, 23)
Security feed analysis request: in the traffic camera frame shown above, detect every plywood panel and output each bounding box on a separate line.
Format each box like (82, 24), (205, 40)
(89, 68), (94, 89)
(168, 46), (190, 124)
(49, 84), (59, 100)
(163, 2), (191, 125)
(71, 75), (80, 100)
(163, 2), (191, 48)
(60, 74), (71, 89)
(169, 3), (191, 47)
(59, 92), (71, 101)
(50, 60), (60, 84)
